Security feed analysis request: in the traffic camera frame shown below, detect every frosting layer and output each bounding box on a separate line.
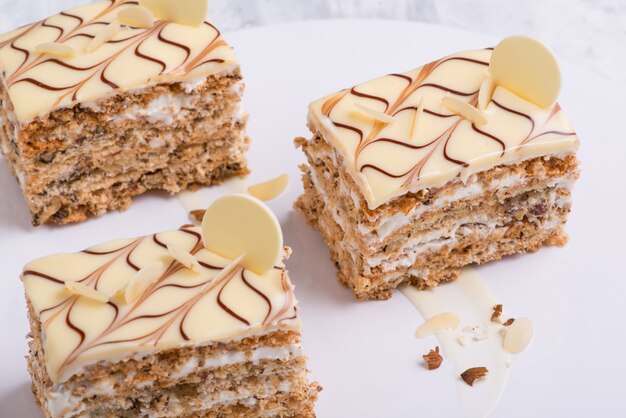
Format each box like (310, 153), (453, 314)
(308, 48), (580, 209)
(0, 0), (238, 122)
(22, 226), (299, 384)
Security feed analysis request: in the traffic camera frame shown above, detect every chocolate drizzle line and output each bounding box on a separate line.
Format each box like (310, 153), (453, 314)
(321, 51), (577, 191)
(23, 229), (296, 380)
(0, 0), (233, 120)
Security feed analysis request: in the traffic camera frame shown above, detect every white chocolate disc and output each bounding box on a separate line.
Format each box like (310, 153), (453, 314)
(489, 35), (561, 109)
(201, 194), (283, 275)
(140, 0), (208, 27)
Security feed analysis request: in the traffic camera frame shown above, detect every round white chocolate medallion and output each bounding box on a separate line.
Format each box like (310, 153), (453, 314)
(201, 194), (283, 275)
(489, 35), (561, 109)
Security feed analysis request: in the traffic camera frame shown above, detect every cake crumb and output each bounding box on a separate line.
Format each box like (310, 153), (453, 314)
(457, 336), (471, 347)
(461, 367), (489, 386)
(422, 346), (443, 370)
(491, 304), (503, 322)
(294, 137), (307, 149)
(473, 331), (489, 341)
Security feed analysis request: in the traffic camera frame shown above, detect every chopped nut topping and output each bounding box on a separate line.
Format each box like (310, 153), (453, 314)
(461, 367), (489, 386)
(491, 304), (503, 322)
(422, 346), (443, 370)
(503, 318), (515, 326)
(190, 209), (206, 223)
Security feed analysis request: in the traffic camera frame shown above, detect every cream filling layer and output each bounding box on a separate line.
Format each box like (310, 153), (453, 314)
(46, 343), (304, 418)
(107, 79), (244, 126)
(308, 149), (574, 249)
(363, 174), (577, 244)
(308, 161), (573, 276)
(365, 199), (569, 273)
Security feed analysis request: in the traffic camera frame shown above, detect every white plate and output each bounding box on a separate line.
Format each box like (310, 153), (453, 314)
(0, 20), (624, 418)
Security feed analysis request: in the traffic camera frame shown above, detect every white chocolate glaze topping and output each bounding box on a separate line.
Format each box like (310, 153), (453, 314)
(22, 226), (299, 383)
(308, 38), (580, 209)
(0, 0), (237, 123)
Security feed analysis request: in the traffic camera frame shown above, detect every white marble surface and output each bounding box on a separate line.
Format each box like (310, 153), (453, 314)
(0, 0), (623, 83)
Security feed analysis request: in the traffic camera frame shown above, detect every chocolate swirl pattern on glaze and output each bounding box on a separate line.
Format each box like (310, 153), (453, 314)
(0, 0), (237, 123)
(21, 226), (299, 384)
(308, 49), (580, 209)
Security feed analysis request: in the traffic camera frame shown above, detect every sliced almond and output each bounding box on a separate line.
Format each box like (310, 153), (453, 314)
(190, 209), (206, 223)
(118, 5), (155, 28)
(415, 312), (460, 338)
(139, 0), (208, 27)
(86, 21), (121, 53)
(124, 262), (165, 304)
(503, 317), (534, 354)
(503, 318), (515, 326)
(442, 96), (487, 126)
(65, 281), (108, 303)
(478, 77), (495, 110)
(353, 102), (396, 124)
(409, 97), (425, 139)
(248, 174), (289, 202)
(35, 43), (76, 58)
(167, 244), (201, 271)
(461, 367), (488, 386)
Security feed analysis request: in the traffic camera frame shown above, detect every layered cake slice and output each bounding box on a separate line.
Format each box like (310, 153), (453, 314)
(0, 0), (248, 225)
(296, 36), (580, 299)
(21, 195), (320, 417)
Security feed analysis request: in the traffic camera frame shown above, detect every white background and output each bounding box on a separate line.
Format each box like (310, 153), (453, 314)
(0, 2), (625, 418)
(0, 0), (624, 82)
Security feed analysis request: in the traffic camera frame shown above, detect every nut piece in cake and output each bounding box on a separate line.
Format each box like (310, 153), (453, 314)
(296, 35), (580, 299)
(0, 0), (249, 225)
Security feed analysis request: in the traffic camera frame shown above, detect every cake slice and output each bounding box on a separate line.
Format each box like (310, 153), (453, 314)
(21, 196), (320, 417)
(296, 36), (580, 299)
(0, 0), (248, 225)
